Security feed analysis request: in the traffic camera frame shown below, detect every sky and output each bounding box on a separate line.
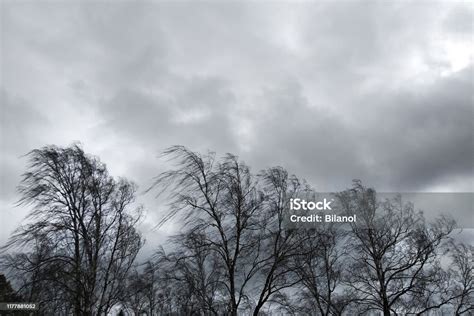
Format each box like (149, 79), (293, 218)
(1, 1), (473, 251)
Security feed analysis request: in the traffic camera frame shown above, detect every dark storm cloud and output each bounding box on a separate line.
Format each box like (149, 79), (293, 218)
(356, 66), (473, 190)
(97, 75), (237, 153)
(237, 80), (369, 191)
(235, 65), (472, 192)
(1, 1), (472, 246)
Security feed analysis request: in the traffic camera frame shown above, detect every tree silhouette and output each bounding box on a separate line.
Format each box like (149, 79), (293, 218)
(152, 147), (311, 315)
(448, 241), (473, 315)
(0, 274), (22, 302)
(1, 145), (470, 316)
(338, 181), (455, 315)
(2, 144), (143, 315)
(290, 225), (353, 316)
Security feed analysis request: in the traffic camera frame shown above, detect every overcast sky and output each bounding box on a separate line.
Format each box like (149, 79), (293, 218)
(1, 1), (473, 248)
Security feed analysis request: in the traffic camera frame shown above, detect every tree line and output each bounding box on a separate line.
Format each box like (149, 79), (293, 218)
(0, 145), (472, 315)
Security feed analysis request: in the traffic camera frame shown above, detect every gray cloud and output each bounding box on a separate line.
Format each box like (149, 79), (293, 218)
(1, 1), (472, 247)
(0, 89), (50, 200)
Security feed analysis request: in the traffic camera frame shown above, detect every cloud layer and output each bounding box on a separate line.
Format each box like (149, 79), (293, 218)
(1, 1), (472, 246)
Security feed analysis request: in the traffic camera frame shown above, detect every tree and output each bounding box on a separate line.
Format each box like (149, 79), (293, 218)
(2, 145), (465, 315)
(152, 146), (265, 315)
(0, 273), (22, 302)
(338, 181), (455, 315)
(250, 167), (309, 315)
(2, 144), (143, 315)
(448, 241), (473, 315)
(152, 147), (308, 315)
(291, 225), (353, 316)
(167, 231), (224, 315)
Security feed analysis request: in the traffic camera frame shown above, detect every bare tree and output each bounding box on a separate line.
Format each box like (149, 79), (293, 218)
(2, 232), (75, 314)
(448, 241), (473, 315)
(338, 181), (455, 316)
(3, 145), (466, 316)
(153, 147), (311, 315)
(152, 146), (265, 315)
(291, 225), (353, 316)
(249, 167), (310, 315)
(121, 268), (149, 315)
(172, 231), (225, 315)
(0, 273), (23, 305)
(2, 144), (143, 315)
